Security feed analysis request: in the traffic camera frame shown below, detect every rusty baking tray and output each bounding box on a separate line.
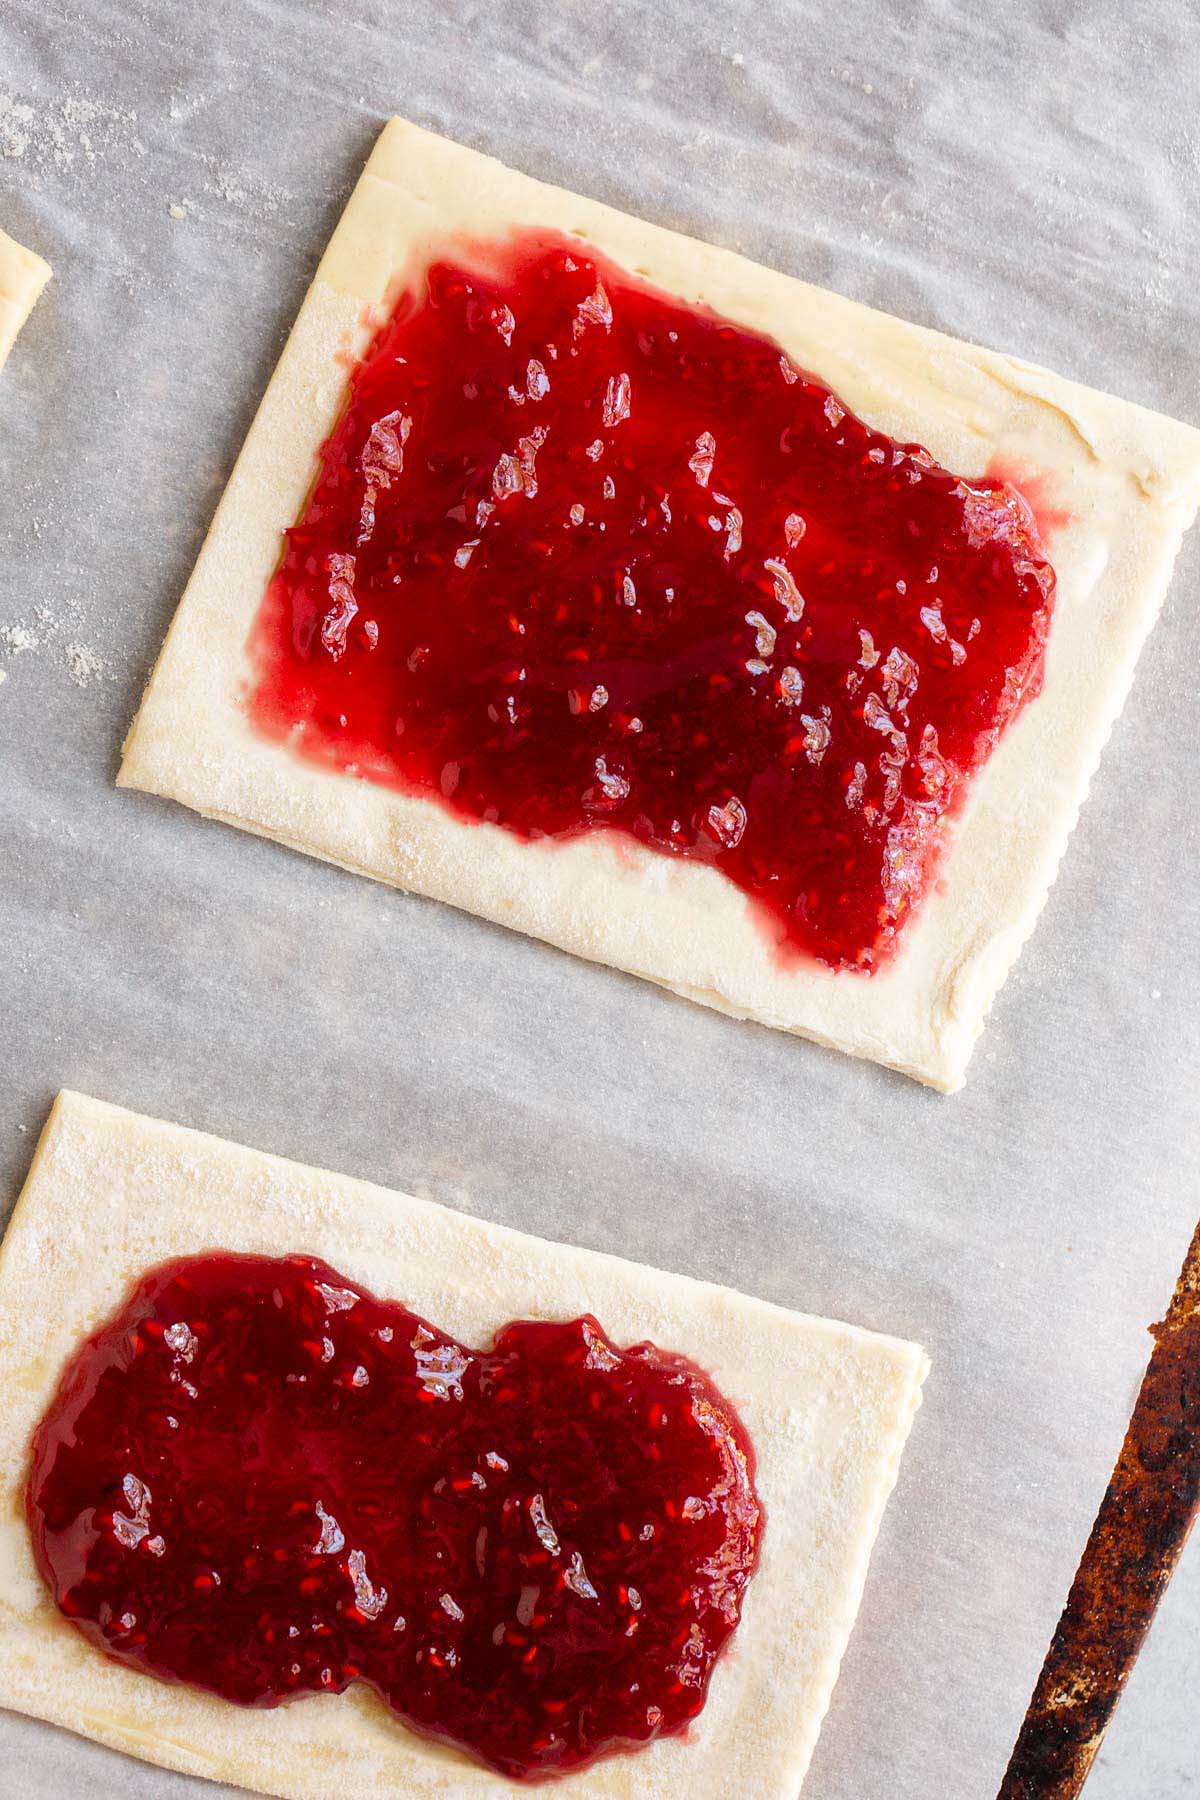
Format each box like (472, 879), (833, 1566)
(998, 1216), (1200, 1797)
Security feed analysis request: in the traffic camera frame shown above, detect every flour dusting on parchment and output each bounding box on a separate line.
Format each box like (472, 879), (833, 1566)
(0, 88), (145, 171)
(0, 624), (39, 655)
(0, 612), (109, 690)
(64, 642), (106, 688)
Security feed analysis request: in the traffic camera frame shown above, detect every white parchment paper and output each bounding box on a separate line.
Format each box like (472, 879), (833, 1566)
(1, 3), (1198, 1796)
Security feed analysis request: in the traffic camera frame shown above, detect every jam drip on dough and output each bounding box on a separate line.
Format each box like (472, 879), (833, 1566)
(28, 1253), (761, 1781)
(248, 231), (1055, 970)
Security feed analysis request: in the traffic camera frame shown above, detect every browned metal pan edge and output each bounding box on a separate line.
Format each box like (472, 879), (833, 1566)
(998, 1216), (1200, 1799)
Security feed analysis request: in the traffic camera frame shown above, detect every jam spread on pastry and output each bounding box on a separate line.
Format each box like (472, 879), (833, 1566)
(28, 1252), (761, 1780)
(248, 231), (1054, 970)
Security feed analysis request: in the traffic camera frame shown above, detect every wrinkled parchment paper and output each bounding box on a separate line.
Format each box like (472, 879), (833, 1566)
(1, 3), (1198, 1795)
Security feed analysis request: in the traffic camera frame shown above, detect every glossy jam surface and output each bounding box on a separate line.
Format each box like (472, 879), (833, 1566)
(28, 1254), (761, 1781)
(248, 232), (1055, 970)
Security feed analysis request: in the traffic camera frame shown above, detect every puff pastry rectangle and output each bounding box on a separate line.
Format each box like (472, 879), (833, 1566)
(119, 118), (1200, 1089)
(0, 1092), (927, 1798)
(0, 226), (51, 374)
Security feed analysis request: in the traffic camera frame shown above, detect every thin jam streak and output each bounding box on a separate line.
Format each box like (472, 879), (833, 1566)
(28, 1254), (761, 1781)
(248, 232), (1055, 970)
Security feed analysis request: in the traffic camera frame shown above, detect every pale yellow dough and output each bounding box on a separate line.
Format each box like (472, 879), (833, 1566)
(0, 1092), (926, 1799)
(119, 118), (1200, 1089)
(0, 226), (51, 374)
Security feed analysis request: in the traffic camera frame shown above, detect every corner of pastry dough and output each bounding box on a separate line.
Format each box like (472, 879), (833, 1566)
(0, 227), (51, 375)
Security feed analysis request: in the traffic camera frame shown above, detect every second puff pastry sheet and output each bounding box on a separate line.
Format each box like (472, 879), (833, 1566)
(0, 1091), (926, 1799)
(119, 118), (1200, 1089)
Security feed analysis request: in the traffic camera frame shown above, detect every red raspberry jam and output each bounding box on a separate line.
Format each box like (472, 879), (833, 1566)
(247, 231), (1055, 970)
(28, 1253), (761, 1781)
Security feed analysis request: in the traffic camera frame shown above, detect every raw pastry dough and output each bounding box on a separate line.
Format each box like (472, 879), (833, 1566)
(0, 227), (50, 375)
(0, 1092), (926, 1799)
(118, 118), (1200, 1090)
